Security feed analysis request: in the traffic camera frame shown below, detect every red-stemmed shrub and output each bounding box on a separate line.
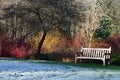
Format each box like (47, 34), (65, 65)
(11, 46), (34, 59)
(108, 34), (120, 53)
(0, 38), (35, 59)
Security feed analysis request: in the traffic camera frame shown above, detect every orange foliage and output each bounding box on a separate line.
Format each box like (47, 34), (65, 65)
(29, 29), (67, 53)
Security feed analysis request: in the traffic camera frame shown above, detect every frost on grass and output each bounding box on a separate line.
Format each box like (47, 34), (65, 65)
(0, 59), (120, 80)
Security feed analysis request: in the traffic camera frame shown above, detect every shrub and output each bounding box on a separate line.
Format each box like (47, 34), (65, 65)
(108, 34), (120, 53)
(41, 52), (75, 62)
(111, 53), (120, 66)
(91, 40), (110, 48)
(0, 38), (34, 59)
(11, 46), (34, 59)
(29, 30), (71, 53)
(0, 39), (13, 57)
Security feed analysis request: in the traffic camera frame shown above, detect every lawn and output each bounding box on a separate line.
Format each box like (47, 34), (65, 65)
(0, 58), (120, 80)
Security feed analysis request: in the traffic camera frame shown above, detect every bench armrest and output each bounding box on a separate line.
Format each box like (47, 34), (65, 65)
(104, 53), (111, 59)
(75, 52), (83, 56)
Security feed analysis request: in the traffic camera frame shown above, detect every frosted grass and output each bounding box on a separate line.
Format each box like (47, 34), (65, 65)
(0, 59), (120, 80)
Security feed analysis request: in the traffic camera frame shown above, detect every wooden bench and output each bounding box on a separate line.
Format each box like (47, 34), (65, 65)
(75, 47), (111, 66)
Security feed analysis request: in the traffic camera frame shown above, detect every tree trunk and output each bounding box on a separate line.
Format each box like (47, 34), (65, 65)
(85, 30), (89, 48)
(36, 29), (47, 58)
(89, 34), (93, 48)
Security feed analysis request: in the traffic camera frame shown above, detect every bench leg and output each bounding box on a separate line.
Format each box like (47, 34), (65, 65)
(80, 59), (82, 62)
(75, 55), (77, 64)
(107, 59), (111, 65)
(102, 59), (105, 66)
(75, 58), (77, 64)
(75, 59), (77, 64)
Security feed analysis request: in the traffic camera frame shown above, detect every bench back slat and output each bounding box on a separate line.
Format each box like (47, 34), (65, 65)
(81, 47), (111, 58)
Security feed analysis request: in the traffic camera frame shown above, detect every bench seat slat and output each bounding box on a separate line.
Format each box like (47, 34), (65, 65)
(77, 57), (104, 60)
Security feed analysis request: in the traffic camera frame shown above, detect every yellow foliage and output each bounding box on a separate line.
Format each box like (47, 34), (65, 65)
(29, 29), (66, 53)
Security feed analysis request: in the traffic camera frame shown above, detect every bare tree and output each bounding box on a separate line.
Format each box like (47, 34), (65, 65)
(80, 0), (102, 48)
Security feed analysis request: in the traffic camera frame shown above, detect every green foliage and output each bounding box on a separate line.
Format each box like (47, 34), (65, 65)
(111, 53), (120, 66)
(98, 0), (120, 35)
(94, 16), (114, 39)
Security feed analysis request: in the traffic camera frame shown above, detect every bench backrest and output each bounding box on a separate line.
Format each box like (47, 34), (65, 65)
(81, 47), (111, 58)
